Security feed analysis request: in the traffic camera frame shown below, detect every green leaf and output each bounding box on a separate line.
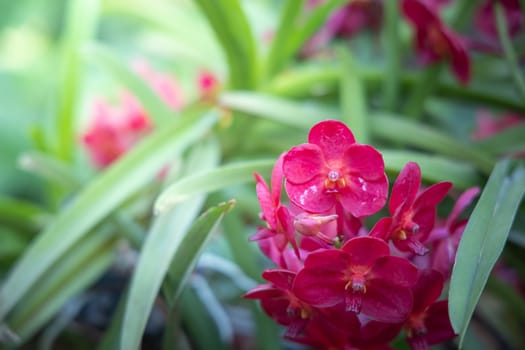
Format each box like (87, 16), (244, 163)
(339, 48), (368, 143)
(0, 111), (218, 321)
(382, 0), (401, 111)
(285, 0), (347, 63)
(370, 113), (495, 174)
(85, 44), (174, 125)
(119, 138), (220, 350)
(18, 151), (80, 190)
(164, 200), (235, 305)
(448, 160), (525, 348)
(475, 123), (525, 156)
(495, 3), (525, 99)
(0, 196), (50, 234)
(154, 159), (274, 214)
(54, 0), (100, 160)
(381, 150), (482, 189)
(120, 200), (234, 350)
(193, 0), (257, 89)
(7, 226), (116, 342)
(179, 285), (232, 350)
(219, 91), (333, 128)
(264, 0), (305, 79)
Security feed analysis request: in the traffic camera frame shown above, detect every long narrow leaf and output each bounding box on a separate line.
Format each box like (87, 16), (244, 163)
(339, 48), (368, 143)
(193, 0), (257, 88)
(54, 0), (100, 160)
(120, 200), (234, 350)
(119, 138), (221, 350)
(381, 150), (482, 189)
(154, 160), (273, 214)
(475, 123), (525, 155)
(0, 112), (218, 321)
(264, 0), (305, 79)
(370, 113), (495, 174)
(219, 92), (332, 128)
(448, 160), (525, 348)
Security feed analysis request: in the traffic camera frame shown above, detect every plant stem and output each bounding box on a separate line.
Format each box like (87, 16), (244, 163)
(494, 3), (525, 100)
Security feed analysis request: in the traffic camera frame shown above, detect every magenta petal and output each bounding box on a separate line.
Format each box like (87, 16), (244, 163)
(283, 143), (325, 184)
(293, 271), (345, 308)
(308, 120), (355, 161)
(362, 280), (414, 323)
(244, 284), (283, 299)
(277, 206), (300, 257)
(389, 162), (421, 215)
(270, 153), (285, 204)
(249, 227), (276, 242)
(402, 0), (439, 30)
(340, 175), (388, 217)
(446, 187), (480, 228)
(411, 269), (444, 313)
(262, 269), (296, 290)
(424, 300), (457, 345)
(414, 182), (452, 208)
(342, 237), (390, 266)
(294, 250), (349, 308)
(345, 144), (386, 180)
(395, 236), (430, 255)
(254, 173), (276, 228)
(442, 27), (471, 84)
(285, 177), (335, 213)
(369, 217), (394, 241)
(412, 206), (437, 240)
(261, 297), (292, 325)
(370, 256), (419, 288)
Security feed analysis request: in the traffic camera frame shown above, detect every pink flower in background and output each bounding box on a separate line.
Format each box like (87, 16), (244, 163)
(82, 93), (152, 168)
(304, 0), (383, 54)
(471, 110), (524, 140)
(198, 70), (220, 101)
(82, 61), (184, 169)
(282, 120), (388, 217)
(428, 187), (480, 278)
(475, 0), (524, 40)
(133, 60), (184, 110)
(401, 0), (471, 84)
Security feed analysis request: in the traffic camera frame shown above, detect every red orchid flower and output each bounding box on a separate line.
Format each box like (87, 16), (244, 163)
(370, 162), (452, 255)
(401, 0), (470, 84)
(251, 154), (300, 257)
(475, 0), (524, 40)
(403, 269), (456, 350)
(428, 187), (480, 278)
(282, 120), (388, 217)
(293, 236), (419, 323)
(244, 269), (359, 339)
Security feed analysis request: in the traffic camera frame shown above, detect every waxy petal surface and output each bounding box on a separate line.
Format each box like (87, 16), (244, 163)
(308, 120), (355, 161)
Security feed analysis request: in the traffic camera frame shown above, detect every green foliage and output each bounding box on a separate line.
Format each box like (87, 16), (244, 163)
(449, 160), (525, 348)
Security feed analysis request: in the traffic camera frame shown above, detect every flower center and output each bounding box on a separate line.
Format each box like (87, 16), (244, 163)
(324, 169), (346, 192)
(428, 25), (450, 58)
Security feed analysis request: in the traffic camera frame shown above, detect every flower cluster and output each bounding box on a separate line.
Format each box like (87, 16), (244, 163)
(81, 61), (220, 169)
(307, 0), (524, 85)
(245, 120), (479, 350)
